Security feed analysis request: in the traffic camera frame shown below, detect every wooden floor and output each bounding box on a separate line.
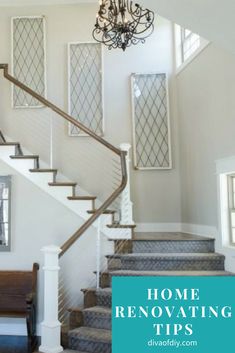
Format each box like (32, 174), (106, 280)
(0, 336), (39, 353)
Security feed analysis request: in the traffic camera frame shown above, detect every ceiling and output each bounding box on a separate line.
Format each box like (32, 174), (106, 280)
(145, 0), (235, 55)
(1, 0), (235, 55)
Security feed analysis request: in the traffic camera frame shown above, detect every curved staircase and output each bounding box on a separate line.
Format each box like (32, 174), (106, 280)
(64, 232), (232, 353)
(0, 66), (233, 353)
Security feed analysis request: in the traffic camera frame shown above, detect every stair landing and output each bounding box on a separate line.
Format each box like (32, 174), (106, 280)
(133, 232), (213, 241)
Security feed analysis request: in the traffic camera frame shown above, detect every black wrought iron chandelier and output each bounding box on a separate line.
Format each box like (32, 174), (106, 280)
(92, 0), (155, 51)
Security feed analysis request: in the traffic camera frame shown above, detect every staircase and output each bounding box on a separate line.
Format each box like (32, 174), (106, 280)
(64, 232), (232, 353)
(0, 66), (233, 353)
(0, 130), (134, 241)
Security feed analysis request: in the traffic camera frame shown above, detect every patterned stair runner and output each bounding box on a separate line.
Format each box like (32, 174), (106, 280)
(66, 233), (232, 353)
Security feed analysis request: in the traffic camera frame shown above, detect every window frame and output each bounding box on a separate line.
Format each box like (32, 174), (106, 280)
(227, 174), (235, 246)
(11, 15), (47, 109)
(174, 24), (210, 75)
(180, 28), (200, 63)
(0, 175), (11, 252)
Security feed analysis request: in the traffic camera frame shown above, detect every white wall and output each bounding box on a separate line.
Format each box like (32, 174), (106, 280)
(0, 159), (112, 334)
(177, 44), (235, 272)
(0, 3), (181, 226)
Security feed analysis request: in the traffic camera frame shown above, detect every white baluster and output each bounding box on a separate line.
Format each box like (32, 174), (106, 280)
(39, 245), (63, 353)
(50, 116), (53, 169)
(96, 216), (101, 289)
(120, 143), (134, 225)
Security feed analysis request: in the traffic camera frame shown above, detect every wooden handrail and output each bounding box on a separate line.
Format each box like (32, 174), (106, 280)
(0, 64), (120, 155)
(0, 63), (127, 256)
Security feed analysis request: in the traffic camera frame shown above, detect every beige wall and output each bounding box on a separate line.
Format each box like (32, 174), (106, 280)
(177, 44), (235, 271)
(0, 3), (181, 225)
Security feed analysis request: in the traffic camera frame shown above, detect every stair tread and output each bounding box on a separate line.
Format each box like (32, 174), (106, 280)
(69, 326), (111, 342)
(10, 154), (39, 159)
(82, 287), (111, 294)
(0, 142), (20, 146)
(109, 270), (234, 276)
(88, 209), (115, 214)
(107, 224), (136, 229)
(68, 196), (96, 200)
(49, 182), (77, 186)
(106, 252), (224, 259)
(63, 350), (91, 353)
(83, 306), (111, 315)
(29, 168), (57, 173)
(133, 232), (214, 241)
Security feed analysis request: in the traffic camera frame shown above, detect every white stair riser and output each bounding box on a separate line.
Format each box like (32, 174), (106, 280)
(105, 228), (132, 239)
(93, 215), (114, 228)
(30, 173), (55, 184)
(49, 186), (74, 199)
(5, 158), (36, 171)
(0, 146), (17, 158)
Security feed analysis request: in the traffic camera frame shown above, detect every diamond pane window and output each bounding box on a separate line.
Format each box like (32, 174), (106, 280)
(68, 42), (103, 136)
(131, 73), (172, 170)
(12, 16), (46, 108)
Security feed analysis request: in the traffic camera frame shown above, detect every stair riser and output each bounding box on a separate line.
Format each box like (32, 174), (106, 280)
(49, 186), (75, 199)
(120, 259), (225, 271)
(83, 290), (112, 308)
(132, 240), (215, 253)
(106, 228), (133, 240)
(83, 312), (111, 330)
(30, 172), (55, 184)
(0, 146), (15, 157)
(99, 273), (110, 288)
(114, 240), (132, 254)
(8, 158), (37, 171)
(68, 200), (95, 212)
(100, 270), (233, 288)
(69, 336), (111, 353)
(96, 293), (112, 308)
(107, 257), (122, 270)
(93, 214), (115, 228)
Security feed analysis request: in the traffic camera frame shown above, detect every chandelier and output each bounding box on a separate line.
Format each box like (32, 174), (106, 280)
(92, 0), (155, 51)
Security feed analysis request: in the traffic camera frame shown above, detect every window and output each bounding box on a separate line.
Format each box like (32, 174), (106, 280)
(228, 174), (235, 245)
(175, 24), (209, 72)
(181, 28), (200, 62)
(0, 176), (11, 251)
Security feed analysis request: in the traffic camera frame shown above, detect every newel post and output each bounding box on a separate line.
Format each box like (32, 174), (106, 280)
(120, 143), (134, 225)
(39, 245), (63, 353)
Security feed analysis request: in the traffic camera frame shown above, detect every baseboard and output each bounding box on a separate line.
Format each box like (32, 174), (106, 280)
(136, 222), (217, 238)
(181, 223), (217, 238)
